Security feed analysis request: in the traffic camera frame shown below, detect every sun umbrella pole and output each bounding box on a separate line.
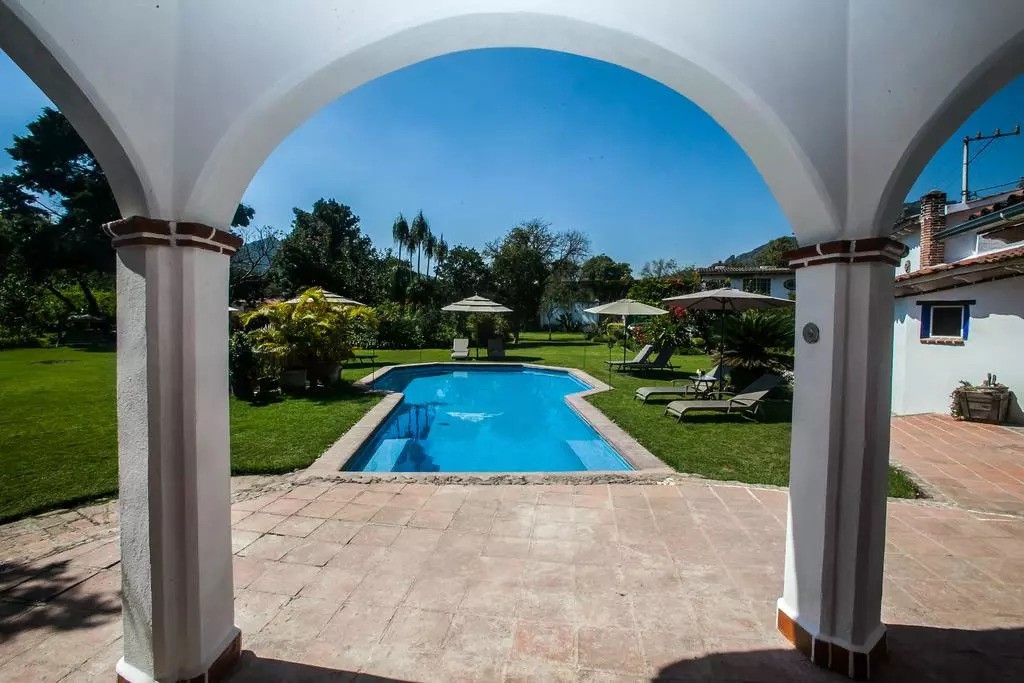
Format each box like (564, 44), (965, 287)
(622, 314), (628, 364)
(719, 301), (727, 393)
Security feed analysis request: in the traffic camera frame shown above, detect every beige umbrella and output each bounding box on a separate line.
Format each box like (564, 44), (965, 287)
(441, 294), (513, 314)
(662, 287), (793, 391)
(285, 289), (365, 306)
(442, 295), (513, 358)
(584, 298), (667, 364)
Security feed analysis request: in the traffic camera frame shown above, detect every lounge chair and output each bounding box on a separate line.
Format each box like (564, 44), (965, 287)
(663, 374), (782, 422)
(634, 364), (729, 403)
(487, 337), (505, 359)
(606, 344), (654, 369)
(613, 345), (676, 373)
(451, 338), (470, 360)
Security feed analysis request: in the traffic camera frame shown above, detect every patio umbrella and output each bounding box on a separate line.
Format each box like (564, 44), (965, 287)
(285, 290), (365, 306)
(584, 298), (667, 364)
(661, 287), (793, 391)
(442, 294), (513, 358)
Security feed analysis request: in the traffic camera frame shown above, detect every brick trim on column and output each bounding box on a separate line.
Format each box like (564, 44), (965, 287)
(103, 216), (243, 255)
(777, 609), (887, 680)
(117, 632), (240, 683)
(784, 237), (907, 269)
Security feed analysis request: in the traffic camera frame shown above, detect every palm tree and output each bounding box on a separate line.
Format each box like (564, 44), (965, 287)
(391, 213), (411, 268)
(409, 210), (429, 276)
(434, 234), (449, 273)
(423, 231), (438, 277)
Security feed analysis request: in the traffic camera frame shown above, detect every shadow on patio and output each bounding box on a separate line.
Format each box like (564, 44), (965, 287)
(0, 558), (120, 640)
(223, 624), (1024, 682)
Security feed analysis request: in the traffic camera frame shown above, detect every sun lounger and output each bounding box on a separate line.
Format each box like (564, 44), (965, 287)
(451, 338), (470, 360)
(487, 337), (505, 359)
(606, 344), (654, 369)
(634, 364), (729, 403)
(663, 374), (782, 422)
(613, 345), (676, 373)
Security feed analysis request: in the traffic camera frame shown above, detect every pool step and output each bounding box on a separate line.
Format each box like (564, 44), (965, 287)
(364, 438), (411, 472)
(566, 440), (626, 471)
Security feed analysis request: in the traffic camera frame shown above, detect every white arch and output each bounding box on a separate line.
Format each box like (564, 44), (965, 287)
(872, 26), (1024, 228)
(185, 11), (840, 243)
(0, 2), (149, 218)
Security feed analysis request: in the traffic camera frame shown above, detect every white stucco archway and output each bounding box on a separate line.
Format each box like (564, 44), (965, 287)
(3, 2), (1024, 681)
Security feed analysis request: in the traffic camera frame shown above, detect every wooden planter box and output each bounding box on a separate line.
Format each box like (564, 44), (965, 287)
(955, 388), (1010, 424)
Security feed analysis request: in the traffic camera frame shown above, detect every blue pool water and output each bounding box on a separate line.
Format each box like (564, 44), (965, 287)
(344, 366), (632, 472)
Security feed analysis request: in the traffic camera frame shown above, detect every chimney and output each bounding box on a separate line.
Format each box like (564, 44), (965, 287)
(919, 190), (946, 268)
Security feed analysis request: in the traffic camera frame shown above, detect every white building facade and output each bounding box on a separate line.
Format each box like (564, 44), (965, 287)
(891, 189), (1024, 422)
(696, 266), (795, 299)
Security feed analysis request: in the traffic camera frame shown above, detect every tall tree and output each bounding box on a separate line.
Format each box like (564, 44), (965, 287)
(423, 231), (438, 277)
(409, 210), (430, 276)
(0, 107), (253, 317)
(580, 254), (633, 302)
(270, 198), (381, 303)
(391, 213), (411, 268)
(434, 245), (490, 302)
(639, 258), (680, 279)
(486, 219), (590, 338)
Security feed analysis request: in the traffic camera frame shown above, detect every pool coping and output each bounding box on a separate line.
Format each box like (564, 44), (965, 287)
(306, 362), (673, 478)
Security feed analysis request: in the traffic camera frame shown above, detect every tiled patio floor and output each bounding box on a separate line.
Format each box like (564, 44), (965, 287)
(892, 413), (1024, 516)
(3, 478), (1024, 681)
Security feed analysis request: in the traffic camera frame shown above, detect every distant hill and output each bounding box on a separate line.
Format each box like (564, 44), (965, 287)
(233, 235), (280, 272)
(712, 235), (798, 268)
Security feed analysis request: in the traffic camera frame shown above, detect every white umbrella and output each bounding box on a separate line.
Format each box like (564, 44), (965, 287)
(662, 287), (793, 390)
(286, 290), (365, 307)
(441, 294), (513, 314)
(584, 298), (667, 364)
(442, 295), (513, 357)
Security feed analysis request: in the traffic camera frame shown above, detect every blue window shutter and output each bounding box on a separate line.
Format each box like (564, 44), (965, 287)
(962, 304), (970, 340)
(920, 304), (932, 339)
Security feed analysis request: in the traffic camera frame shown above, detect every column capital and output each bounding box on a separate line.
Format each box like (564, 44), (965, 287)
(103, 215), (243, 255)
(785, 238), (907, 269)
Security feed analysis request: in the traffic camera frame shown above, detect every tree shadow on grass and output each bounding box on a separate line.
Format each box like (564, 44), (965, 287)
(0, 558), (120, 641)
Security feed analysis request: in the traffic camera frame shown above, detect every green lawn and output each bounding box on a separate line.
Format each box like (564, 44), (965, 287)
(0, 332), (918, 521)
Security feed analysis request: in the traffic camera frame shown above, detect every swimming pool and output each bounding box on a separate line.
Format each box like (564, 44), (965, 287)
(344, 365), (632, 472)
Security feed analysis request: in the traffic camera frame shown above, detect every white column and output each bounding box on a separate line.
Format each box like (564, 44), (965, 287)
(778, 239), (904, 680)
(108, 218), (241, 683)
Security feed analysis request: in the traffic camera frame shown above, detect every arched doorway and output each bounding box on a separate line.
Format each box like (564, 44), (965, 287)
(3, 2), (1024, 680)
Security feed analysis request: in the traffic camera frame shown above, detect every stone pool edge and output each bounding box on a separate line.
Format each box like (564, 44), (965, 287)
(305, 362), (673, 479)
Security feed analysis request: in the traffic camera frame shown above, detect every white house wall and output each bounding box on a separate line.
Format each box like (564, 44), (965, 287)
(892, 278), (1024, 423)
(724, 275), (792, 299)
(898, 232), (921, 274)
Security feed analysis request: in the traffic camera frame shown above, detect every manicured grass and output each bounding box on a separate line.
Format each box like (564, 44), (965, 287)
(0, 346), (378, 522)
(0, 332), (918, 521)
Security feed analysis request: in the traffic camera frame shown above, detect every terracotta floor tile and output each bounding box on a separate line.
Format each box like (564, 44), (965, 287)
(238, 534), (301, 561)
(381, 606), (454, 651)
(577, 626), (643, 674)
(511, 620), (575, 664)
(349, 523), (402, 547)
(280, 540), (344, 567)
(247, 561), (320, 596)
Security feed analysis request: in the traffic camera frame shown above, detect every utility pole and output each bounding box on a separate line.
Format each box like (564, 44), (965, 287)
(962, 125), (1020, 203)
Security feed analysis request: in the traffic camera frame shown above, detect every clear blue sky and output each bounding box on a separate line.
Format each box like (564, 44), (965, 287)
(1, 47), (1022, 269)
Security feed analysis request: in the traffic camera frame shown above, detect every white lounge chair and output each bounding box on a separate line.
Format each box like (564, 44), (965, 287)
(451, 338), (470, 360)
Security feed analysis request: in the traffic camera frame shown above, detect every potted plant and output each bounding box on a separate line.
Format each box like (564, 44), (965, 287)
(950, 374), (1011, 423)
